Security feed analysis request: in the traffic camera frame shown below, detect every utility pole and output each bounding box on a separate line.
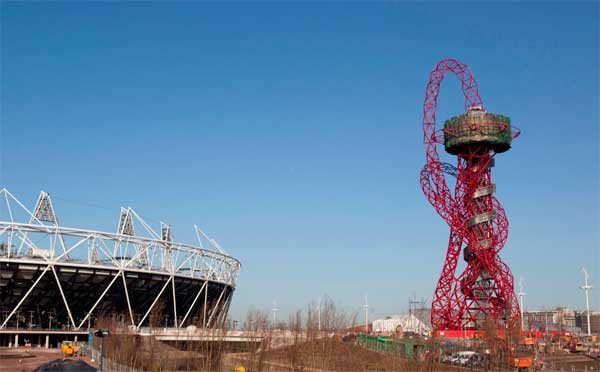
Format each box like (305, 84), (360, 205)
(580, 267), (593, 336)
(418, 298), (426, 335)
(517, 277), (527, 330)
(409, 295), (420, 334)
(364, 295), (369, 334)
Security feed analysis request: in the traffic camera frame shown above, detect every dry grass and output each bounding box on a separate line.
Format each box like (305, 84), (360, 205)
(232, 298), (460, 372)
(89, 297), (518, 371)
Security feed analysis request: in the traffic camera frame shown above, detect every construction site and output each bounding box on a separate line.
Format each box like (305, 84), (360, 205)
(1, 56), (598, 371)
(4, 1), (600, 371)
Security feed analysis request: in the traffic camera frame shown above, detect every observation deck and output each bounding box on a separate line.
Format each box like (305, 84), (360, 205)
(443, 107), (513, 155)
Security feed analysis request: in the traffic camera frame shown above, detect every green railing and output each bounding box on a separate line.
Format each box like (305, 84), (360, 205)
(357, 334), (415, 358)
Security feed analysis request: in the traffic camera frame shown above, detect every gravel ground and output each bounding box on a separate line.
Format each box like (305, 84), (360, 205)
(34, 359), (96, 372)
(0, 348), (97, 372)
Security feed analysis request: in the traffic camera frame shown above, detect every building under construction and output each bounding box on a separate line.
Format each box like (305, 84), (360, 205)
(0, 189), (241, 347)
(420, 59), (521, 332)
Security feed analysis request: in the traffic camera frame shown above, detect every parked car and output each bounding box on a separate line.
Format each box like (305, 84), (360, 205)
(458, 351), (479, 366)
(451, 351), (478, 365)
(442, 353), (460, 364)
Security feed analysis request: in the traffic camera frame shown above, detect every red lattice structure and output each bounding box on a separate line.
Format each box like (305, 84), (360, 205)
(420, 59), (521, 331)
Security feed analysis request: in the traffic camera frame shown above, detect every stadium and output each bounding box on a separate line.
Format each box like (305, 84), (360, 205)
(0, 189), (241, 347)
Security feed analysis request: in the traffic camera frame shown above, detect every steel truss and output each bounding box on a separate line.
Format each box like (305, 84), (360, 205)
(420, 59), (521, 331)
(0, 189), (240, 331)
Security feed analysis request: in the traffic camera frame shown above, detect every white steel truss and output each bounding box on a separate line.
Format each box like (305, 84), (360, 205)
(0, 189), (240, 331)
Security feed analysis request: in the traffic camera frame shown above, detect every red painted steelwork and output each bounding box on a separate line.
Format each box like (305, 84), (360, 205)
(421, 59), (521, 331)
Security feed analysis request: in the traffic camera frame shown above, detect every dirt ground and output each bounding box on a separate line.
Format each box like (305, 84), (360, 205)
(0, 348), (97, 372)
(234, 339), (466, 372)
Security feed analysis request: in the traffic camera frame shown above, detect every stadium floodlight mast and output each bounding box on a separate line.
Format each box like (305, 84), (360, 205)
(580, 267), (593, 336)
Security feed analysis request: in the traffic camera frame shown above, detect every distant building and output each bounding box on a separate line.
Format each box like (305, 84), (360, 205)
(575, 311), (600, 334)
(523, 307), (579, 333)
(372, 313), (431, 336)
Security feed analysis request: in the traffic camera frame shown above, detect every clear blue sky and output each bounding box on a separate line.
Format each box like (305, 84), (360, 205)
(1, 2), (598, 322)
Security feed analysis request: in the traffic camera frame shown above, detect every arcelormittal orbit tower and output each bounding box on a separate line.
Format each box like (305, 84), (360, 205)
(420, 59), (521, 331)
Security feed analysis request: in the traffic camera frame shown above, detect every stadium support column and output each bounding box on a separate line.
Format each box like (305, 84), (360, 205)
(14, 334), (18, 348)
(45, 334), (49, 348)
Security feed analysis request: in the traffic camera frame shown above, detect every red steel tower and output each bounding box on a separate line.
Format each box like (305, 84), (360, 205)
(420, 59), (521, 331)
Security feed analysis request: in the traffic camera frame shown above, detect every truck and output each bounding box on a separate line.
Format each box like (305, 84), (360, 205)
(61, 341), (80, 357)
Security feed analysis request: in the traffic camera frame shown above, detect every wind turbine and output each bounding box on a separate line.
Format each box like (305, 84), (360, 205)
(580, 267), (593, 336)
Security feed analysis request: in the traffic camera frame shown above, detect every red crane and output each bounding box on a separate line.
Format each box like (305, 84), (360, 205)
(420, 59), (521, 331)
